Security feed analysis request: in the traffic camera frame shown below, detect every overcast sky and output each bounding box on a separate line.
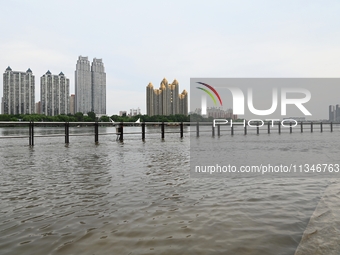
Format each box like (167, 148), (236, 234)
(1, 0), (340, 116)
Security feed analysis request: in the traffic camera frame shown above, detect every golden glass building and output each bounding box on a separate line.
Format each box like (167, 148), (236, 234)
(146, 78), (188, 116)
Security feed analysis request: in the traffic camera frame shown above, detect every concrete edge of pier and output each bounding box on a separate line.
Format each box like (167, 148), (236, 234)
(294, 180), (340, 255)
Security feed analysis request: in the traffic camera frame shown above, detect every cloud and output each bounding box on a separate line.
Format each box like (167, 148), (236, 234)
(2, 0), (340, 118)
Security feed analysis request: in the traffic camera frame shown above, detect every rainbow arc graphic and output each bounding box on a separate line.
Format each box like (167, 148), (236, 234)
(196, 82), (223, 115)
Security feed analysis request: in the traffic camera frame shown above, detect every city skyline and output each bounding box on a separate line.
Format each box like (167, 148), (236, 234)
(1, 65), (339, 120)
(2, 62), (191, 117)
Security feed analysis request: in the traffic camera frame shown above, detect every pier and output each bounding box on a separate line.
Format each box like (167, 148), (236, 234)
(0, 121), (339, 146)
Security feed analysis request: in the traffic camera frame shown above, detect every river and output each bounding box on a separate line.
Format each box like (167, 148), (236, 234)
(0, 126), (337, 254)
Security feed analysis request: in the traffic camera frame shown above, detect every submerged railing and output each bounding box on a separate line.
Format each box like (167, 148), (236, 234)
(0, 121), (339, 146)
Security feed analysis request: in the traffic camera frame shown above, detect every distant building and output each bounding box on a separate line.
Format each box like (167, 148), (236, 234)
(329, 104), (340, 122)
(35, 101), (41, 114)
(75, 56), (91, 114)
(206, 107), (237, 120)
(70, 94), (75, 115)
(119, 111), (127, 116)
(146, 78), (188, 116)
(193, 107), (237, 119)
(75, 56), (106, 115)
(91, 58), (106, 115)
(40, 70), (70, 116)
(130, 108), (141, 116)
(3, 66), (35, 114)
(329, 105), (335, 122)
(336, 105), (340, 122)
(1, 97), (3, 114)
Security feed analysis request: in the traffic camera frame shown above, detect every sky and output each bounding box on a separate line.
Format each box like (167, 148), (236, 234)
(1, 0), (340, 117)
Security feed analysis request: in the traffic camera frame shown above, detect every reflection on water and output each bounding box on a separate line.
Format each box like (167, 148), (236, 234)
(0, 127), (335, 255)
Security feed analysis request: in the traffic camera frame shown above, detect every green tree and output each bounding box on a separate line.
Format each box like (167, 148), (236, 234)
(0, 114), (11, 121)
(84, 116), (93, 122)
(74, 112), (84, 122)
(87, 112), (96, 121)
(100, 116), (110, 122)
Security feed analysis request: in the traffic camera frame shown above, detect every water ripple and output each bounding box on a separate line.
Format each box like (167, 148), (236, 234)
(0, 127), (335, 255)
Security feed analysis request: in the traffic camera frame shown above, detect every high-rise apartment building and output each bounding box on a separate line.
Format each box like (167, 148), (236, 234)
(75, 56), (106, 115)
(91, 58), (106, 115)
(146, 78), (188, 116)
(329, 105), (335, 122)
(3, 67), (35, 114)
(336, 105), (340, 122)
(40, 71), (70, 116)
(130, 108), (141, 116)
(75, 56), (91, 114)
(328, 104), (340, 122)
